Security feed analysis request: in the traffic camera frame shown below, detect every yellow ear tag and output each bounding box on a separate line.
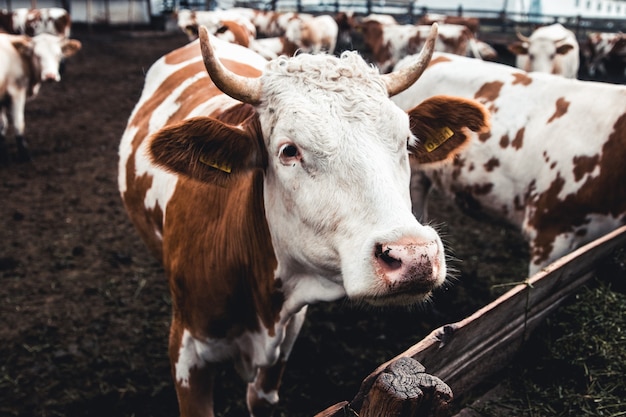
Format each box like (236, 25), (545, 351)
(199, 155), (232, 173)
(424, 126), (454, 152)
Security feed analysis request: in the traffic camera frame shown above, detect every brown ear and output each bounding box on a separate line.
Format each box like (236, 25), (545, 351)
(555, 43), (574, 55)
(408, 95), (490, 165)
(507, 41), (528, 55)
(10, 36), (33, 56)
(149, 114), (264, 185)
(62, 39), (82, 57)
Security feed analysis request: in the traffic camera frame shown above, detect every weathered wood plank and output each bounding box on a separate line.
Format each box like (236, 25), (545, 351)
(349, 225), (626, 410)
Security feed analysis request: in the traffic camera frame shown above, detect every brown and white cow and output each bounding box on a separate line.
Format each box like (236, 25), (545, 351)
(582, 31), (626, 81)
(393, 52), (626, 276)
(118, 24), (488, 417)
(0, 33), (81, 162)
(358, 20), (483, 73)
(508, 23), (580, 79)
(0, 7), (71, 37)
(176, 8), (256, 42)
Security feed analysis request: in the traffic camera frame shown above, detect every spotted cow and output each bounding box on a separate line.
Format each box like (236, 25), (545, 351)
(0, 33), (81, 162)
(0, 7), (71, 37)
(393, 52), (626, 276)
(582, 31), (626, 81)
(508, 23), (580, 79)
(118, 25), (488, 417)
(358, 20), (484, 73)
(176, 8), (256, 42)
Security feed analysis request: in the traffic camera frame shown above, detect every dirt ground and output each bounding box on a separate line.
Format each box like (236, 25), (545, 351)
(0, 26), (612, 417)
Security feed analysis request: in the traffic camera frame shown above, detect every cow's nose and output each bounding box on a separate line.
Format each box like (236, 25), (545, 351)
(374, 238), (442, 293)
(42, 73), (60, 82)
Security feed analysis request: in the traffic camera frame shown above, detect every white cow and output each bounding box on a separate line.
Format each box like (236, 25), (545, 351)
(508, 23), (580, 79)
(0, 33), (81, 162)
(393, 52), (626, 276)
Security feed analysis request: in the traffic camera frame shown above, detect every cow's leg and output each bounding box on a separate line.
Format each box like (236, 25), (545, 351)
(10, 91), (31, 162)
(169, 321), (216, 417)
(0, 107), (8, 164)
(246, 306), (308, 417)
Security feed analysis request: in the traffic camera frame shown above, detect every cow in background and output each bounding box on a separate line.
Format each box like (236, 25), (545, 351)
(248, 14), (339, 59)
(393, 52), (626, 276)
(175, 8), (256, 42)
(508, 23), (580, 78)
(0, 33), (81, 162)
(0, 7), (71, 37)
(582, 31), (626, 82)
(118, 25), (489, 417)
(358, 19), (481, 73)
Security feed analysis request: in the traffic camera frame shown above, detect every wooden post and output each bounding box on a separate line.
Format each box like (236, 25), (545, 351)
(359, 358), (452, 417)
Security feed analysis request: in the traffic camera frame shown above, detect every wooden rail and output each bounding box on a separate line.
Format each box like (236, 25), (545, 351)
(313, 226), (626, 416)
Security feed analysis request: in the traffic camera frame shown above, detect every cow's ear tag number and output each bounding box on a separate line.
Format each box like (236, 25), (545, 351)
(424, 126), (454, 152)
(199, 155), (232, 173)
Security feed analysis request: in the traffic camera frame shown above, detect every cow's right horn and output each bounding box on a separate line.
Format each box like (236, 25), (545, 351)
(199, 26), (262, 104)
(383, 23), (438, 97)
(516, 32), (531, 43)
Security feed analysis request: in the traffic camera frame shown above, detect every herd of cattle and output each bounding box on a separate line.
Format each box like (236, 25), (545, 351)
(2, 5), (625, 417)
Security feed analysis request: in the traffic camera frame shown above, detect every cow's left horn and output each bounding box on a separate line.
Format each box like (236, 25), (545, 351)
(199, 26), (262, 104)
(383, 23), (438, 97)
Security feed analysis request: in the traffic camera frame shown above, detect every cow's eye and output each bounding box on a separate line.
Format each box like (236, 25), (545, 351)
(279, 143), (300, 165)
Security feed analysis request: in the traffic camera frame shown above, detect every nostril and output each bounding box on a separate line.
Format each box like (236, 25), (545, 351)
(375, 243), (402, 270)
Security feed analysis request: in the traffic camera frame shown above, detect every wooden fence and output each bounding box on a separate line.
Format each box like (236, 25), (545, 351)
(312, 226), (626, 417)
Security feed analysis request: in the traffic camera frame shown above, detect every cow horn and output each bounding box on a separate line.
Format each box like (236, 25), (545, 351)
(199, 26), (262, 104)
(516, 31), (531, 43)
(383, 23), (438, 97)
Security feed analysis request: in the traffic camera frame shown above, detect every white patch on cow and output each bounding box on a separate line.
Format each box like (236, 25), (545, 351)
(175, 315), (291, 386)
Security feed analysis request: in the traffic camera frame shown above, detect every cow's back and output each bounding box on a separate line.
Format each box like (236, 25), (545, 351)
(393, 53), (626, 273)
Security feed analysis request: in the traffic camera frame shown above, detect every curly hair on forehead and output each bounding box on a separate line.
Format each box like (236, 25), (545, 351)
(262, 50), (387, 96)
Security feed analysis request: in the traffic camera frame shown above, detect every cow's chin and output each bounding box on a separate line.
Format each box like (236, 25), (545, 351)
(356, 287), (435, 307)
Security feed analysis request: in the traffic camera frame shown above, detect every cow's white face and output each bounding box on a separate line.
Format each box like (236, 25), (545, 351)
(31, 33), (81, 82)
(256, 53), (446, 307)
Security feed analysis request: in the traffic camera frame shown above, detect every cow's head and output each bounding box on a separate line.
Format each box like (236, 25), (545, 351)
(12, 33), (81, 84)
(148, 25), (489, 309)
(508, 32), (575, 74)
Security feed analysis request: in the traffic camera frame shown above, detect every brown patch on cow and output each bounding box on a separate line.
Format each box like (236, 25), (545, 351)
(478, 131), (491, 142)
(547, 97), (570, 123)
(511, 72), (532, 86)
(54, 13), (71, 36)
(428, 55), (452, 67)
(474, 183), (494, 195)
(484, 157), (500, 172)
(528, 113), (626, 266)
(499, 134), (509, 148)
(219, 20), (251, 47)
(511, 127), (524, 150)
(164, 170), (283, 339)
(573, 154), (600, 181)
(474, 81), (503, 104)
(165, 41), (200, 65)
(550, 162), (557, 169)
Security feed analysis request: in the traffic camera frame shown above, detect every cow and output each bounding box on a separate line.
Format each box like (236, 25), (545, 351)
(582, 31), (626, 81)
(358, 20), (485, 73)
(0, 7), (71, 37)
(118, 24), (489, 417)
(392, 52), (626, 277)
(0, 33), (81, 162)
(176, 8), (256, 42)
(283, 14), (338, 55)
(508, 23), (580, 79)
